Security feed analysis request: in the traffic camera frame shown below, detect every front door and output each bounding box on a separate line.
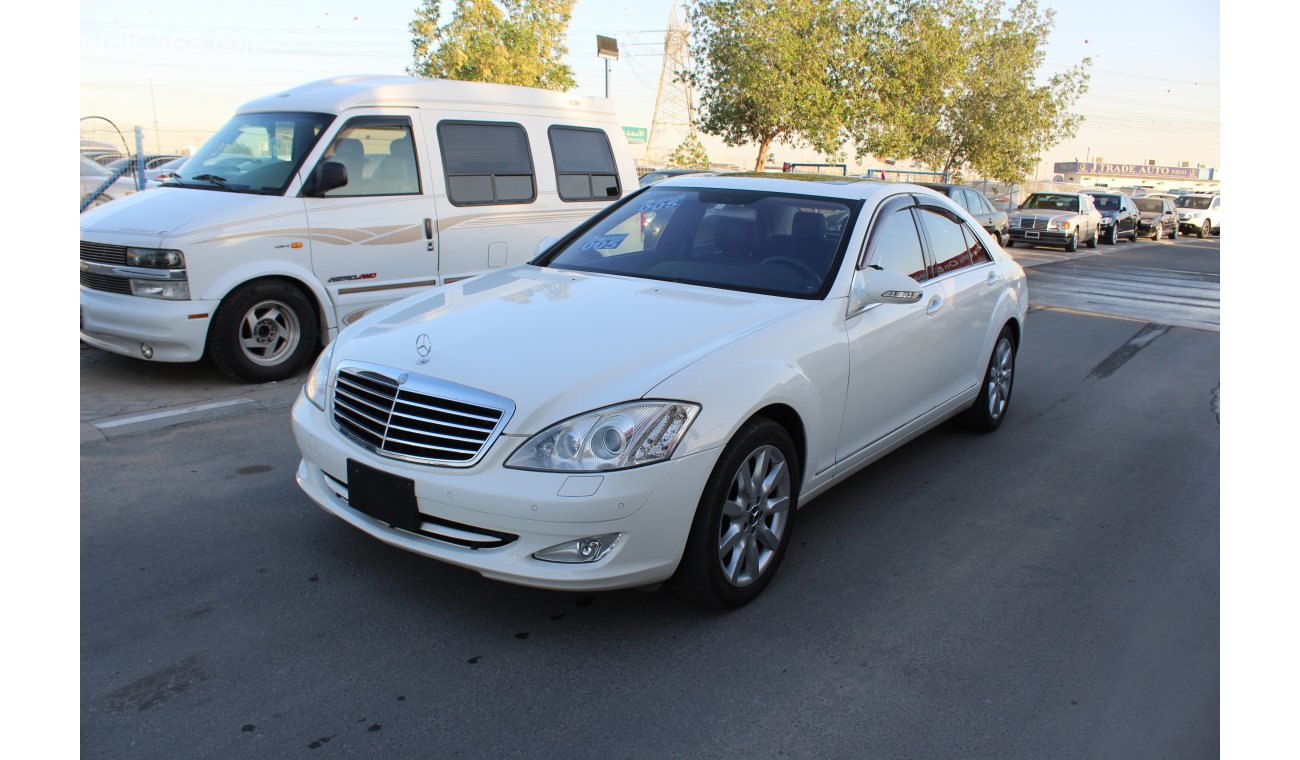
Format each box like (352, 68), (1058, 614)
(837, 196), (947, 472)
(304, 112), (438, 330)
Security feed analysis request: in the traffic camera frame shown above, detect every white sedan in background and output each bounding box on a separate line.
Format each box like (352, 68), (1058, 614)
(291, 176), (1029, 607)
(80, 156), (138, 209)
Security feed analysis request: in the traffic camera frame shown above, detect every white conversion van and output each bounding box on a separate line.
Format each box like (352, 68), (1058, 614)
(79, 75), (638, 381)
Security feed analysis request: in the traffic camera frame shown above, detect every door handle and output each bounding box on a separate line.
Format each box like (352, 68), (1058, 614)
(926, 294), (944, 315)
(986, 270), (1000, 287)
(423, 218), (435, 252)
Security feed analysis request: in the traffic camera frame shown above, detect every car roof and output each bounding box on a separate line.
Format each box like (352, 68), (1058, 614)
(652, 173), (911, 202)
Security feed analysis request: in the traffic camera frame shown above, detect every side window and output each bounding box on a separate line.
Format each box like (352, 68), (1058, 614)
(549, 126), (621, 202)
(866, 205), (928, 282)
(959, 188), (982, 214)
(963, 224), (992, 265)
(918, 207), (973, 277)
(320, 118), (420, 197)
(437, 121), (535, 206)
(967, 190), (993, 215)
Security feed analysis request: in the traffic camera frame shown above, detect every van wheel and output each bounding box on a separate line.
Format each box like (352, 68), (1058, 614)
(209, 281), (318, 383)
(671, 418), (799, 608)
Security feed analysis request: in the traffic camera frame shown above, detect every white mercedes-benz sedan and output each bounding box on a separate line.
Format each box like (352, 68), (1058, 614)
(291, 175), (1028, 607)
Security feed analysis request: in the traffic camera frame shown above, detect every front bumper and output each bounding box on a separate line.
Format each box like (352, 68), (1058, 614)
(291, 393), (722, 591)
(1178, 218), (1208, 232)
(80, 287), (218, 362)
(1008, 228), (1072, 246)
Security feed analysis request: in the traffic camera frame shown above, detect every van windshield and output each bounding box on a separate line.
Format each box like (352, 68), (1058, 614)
(165, 112), (334, 195)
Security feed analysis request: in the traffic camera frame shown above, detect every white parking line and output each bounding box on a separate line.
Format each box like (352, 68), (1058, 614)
(93, 398), (257, 429)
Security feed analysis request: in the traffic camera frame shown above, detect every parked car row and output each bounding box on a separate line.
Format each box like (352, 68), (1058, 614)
(81, 75), (1030, 607)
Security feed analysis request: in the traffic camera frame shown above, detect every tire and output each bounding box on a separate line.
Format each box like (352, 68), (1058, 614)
(1130, 227), (1139, 242)
(208, 280), (319, 383)
(1064, 233), (1077, 253)
(671, 418), (800, 608)
(1153, 225), (1161, 242)
(1105, 225), (1118, 245)
(1086, 229), (1098, 249)
(961, 325), (1017, 433)
(1005, 239), (1014, 248)
(1170, 224), (1177, 240)
(1199, 221), (1210, 239)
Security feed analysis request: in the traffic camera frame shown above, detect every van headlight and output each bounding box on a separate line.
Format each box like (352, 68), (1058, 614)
(125, 247), (184, 268)
(304, 342), (335, 410)
(506, 401), (700, 472)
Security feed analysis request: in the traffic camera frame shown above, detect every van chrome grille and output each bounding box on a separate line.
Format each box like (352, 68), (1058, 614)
(331, 363), (512, 467)
(80, 270), (133, 294)
(81, 241), (128, 265)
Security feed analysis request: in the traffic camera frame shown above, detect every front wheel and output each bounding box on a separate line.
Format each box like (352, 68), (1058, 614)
(1199, 221), (1211, 239)
(208, 280), (319, 383)
(1064, 233), (1077, 253)
(1086, 229), (1098, 249)
(1105, 225), (1118, 245)
(1170, 224), (1177, 240)
(671, 418), (799, 608)
(1153, 225), (1162, 241)
(962, 326), (1017, 433)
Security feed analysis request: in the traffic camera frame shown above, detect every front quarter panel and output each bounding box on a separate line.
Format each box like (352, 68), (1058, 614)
(645, 298), (849, 498)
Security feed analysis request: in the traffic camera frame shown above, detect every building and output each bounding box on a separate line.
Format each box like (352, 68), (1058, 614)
(1053, 161), (1219, 193)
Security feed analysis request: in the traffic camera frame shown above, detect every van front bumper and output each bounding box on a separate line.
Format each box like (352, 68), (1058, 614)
(80, 287), (217, 362)
(291, 392), (721, 591)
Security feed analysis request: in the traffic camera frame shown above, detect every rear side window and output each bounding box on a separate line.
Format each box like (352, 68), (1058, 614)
(549, 126), (621, 202)
(962, 224), (992, 265)
(437, 121), (535, 206)
(918, 207), (973, 277)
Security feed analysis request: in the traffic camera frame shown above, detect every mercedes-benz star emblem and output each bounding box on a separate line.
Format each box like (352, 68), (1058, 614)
(415, 334), (432, 365)
(397, 374), (409, 385)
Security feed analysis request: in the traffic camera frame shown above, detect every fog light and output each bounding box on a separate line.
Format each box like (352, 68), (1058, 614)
(140, 343), (153, 359)
(533, 533), (621, 564)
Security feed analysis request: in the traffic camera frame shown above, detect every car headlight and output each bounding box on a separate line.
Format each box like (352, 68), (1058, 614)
(506, 401), (700, 472)
(304, 341), (335, 410)
(125, 247), (184, 268)
(1099, 216), (1113, 225)
(1049, 218), (1073, 230)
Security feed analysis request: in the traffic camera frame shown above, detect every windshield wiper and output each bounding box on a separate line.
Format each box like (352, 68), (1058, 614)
(190, 173), (230, 186)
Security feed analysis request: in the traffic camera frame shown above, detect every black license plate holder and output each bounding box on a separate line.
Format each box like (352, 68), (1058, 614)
(347, 459), (419, 532)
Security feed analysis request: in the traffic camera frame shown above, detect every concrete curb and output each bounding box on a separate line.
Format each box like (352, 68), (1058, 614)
(81, 383), (303, 445)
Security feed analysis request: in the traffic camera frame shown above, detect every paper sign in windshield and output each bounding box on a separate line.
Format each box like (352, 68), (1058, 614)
(579, 233), (628, 251)
(637, 195), (685, 212)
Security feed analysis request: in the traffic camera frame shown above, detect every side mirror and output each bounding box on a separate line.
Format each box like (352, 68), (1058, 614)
(535, 235), (560, 257)
(848, 267), (924, 314)
(304, 161), (348, 197)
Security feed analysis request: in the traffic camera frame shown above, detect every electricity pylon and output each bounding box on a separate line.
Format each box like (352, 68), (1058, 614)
(644, 4), (695, 165)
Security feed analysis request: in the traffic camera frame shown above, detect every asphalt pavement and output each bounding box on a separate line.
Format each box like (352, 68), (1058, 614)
(80, 237), (1220, 758)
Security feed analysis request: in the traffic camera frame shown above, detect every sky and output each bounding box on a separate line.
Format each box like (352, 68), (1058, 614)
(79, 0), (1220, 175)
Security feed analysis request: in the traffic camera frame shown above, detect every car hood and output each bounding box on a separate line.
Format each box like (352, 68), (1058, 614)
(1138, 210), (1162, 220)
(79, 186), (290, 243)
(332, 266), (813, 434)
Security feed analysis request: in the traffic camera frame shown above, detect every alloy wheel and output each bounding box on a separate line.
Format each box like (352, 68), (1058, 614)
(717, 444), (791, 588)
(986, 337), (1014, 421)
(238, 299), (301, 366)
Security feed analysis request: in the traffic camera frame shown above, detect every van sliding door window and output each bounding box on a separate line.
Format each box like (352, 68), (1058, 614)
(320, 117), (421, 197)
(548, 126), (621, 202)
(436, 121), (536, 206)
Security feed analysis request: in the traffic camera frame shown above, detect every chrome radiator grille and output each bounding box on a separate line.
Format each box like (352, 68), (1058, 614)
(332, 364), (512, 467)
(1013, 216), (1050, 230)
(81, 241), (128, 265)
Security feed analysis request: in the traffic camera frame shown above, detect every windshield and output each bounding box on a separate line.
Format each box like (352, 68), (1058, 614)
(1135, 198), (1164, 213)
(1176, 196), (1213, 209)
(541, 186), (860, 299)
(1088, 194), (1121, 211)
(166, 112), (333, 194)
(1021, 194), (1080, 212)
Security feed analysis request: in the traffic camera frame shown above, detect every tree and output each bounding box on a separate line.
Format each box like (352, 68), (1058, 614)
(685, 0), (857, 172)
(407, 0), (577, 91)
(665, 132), (712, 169)
(852, 0), (1090, 182)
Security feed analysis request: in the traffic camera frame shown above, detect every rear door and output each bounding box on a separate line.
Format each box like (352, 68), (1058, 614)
(304, 112), (438, 329)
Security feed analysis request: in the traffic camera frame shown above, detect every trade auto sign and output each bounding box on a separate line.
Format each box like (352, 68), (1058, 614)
(1054, 161), (1201, 179)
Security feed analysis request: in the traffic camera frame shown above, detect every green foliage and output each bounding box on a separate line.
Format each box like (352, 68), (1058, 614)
(408, 0), (577, 91)
(852, 0), (1090, 182)
(685, 0), (857, 172)
(665, 133), (712, 169)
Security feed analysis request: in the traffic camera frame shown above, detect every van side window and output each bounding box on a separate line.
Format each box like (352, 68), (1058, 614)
(548, 126), (620, 202)
(321, 118), (420, 197)
(437, 121), (536, 206)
